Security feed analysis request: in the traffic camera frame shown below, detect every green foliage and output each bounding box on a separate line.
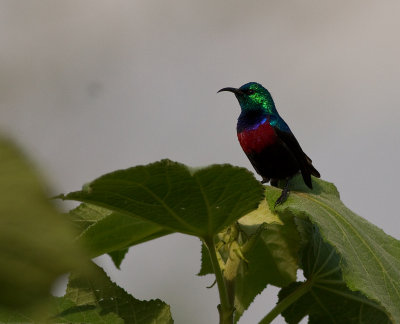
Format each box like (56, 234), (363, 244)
(1, 135), (399, 324)
(233, 213), (300, 322)
(265, 175), (400, 322)
(198, 200), (301, 322)
(67, 203), (170, 264)
(50, 262), (173, 323)
(52, 162), (400, 322)
(59, 160), (265, 239)
(0, 137), (86, 311)
(277, 220), (390, 323)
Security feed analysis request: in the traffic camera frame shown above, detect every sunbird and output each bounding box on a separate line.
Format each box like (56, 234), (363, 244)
(218, 82), (320, 206)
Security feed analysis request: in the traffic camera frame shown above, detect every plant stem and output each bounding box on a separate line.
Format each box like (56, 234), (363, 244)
(204, 236), (234, 324)
(259, 279), (313, 324)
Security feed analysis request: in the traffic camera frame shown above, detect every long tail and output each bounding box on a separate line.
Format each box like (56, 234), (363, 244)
(300, 154), (320, 189)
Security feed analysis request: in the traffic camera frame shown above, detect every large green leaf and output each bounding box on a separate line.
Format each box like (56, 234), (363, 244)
(0, 231), (172, 323)
(277, 220), (390, 323)
(0, 137), (86, 310)
(59, 160), (264, 239)
(198, 200), (300, 322)
(68, 204), (171, 261)
(233, 214), (299, 322)
(55, 265), (173, 324)
(50, 262), (173, 323)
(265, 175), (400, 322)
(197, 199), (282, 277)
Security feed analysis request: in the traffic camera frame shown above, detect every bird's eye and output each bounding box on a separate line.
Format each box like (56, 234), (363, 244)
(247, 89), (255, 95)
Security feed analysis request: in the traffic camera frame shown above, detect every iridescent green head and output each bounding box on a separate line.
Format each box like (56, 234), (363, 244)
(218, 82), (277, 115)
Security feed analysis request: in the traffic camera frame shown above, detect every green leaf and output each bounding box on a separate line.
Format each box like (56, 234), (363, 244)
(239, 199), (283, 230)
(198, 200), (286, 277)
(51, 262), (173, 323)
(0, 137), (86, 310)
(59, 160), (264, 239)
(277, 220), (390, 324)
(233, 205), (300, 322)
(265, 175), (400, 322)
(68, 203), (171, 259)
(198, 200), (300, 322)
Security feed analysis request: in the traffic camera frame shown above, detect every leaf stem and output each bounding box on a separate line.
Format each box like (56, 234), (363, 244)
(259, 279), (313, 324)
(204, 236), (234, 324)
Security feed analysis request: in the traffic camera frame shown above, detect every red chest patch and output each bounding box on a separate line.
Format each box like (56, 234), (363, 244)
(237, 122), (277, 154)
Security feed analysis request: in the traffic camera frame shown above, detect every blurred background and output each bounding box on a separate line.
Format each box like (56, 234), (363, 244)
(1, 1), (400, 323)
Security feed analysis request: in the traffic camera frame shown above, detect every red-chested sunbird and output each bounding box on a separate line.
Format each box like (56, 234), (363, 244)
(218, 82), (320, 206)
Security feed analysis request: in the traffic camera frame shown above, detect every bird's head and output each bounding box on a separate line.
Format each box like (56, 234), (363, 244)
(218, 82), (277, 115)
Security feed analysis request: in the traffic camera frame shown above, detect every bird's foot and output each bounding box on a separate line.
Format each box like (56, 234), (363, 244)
(274, 189), (290, 207)
(274, 179), (290, 207)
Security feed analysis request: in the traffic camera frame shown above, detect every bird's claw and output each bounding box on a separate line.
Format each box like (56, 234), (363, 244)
(274, 190), (289, 207)
(274, 184), (290, 207)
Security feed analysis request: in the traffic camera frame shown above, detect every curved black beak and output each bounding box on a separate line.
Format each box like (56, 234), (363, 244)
(217, 87), (242, 95)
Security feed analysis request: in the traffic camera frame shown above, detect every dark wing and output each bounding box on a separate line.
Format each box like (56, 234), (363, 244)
(274, 127), (320, 188)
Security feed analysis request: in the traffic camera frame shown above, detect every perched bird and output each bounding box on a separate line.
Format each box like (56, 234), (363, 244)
(218, 82), (320, 206)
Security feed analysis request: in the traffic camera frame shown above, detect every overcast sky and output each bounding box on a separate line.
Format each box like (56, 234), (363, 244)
(1, 1), (400, 323)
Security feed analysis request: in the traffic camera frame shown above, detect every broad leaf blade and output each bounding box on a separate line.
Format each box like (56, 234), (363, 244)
(278, 221), (390, 323)
(60, 160), (264, 239)
(266, 176), (399, 321)
(233, 207), (300, 322)
(69, 204), (171, 259)
(52, 262), (173, 323)
(198, 200), (286, 277)
(0, 137), (85, 310)
(198, 200), (300, 322)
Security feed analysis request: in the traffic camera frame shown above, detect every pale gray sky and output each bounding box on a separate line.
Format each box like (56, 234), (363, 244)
(1, 1), (400, 323)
